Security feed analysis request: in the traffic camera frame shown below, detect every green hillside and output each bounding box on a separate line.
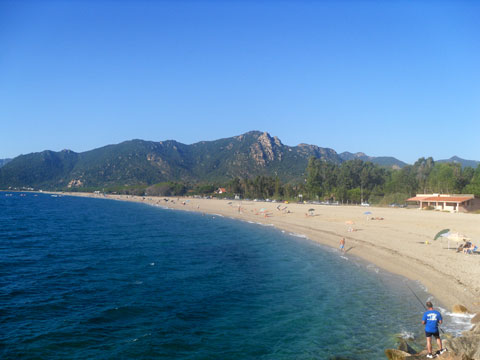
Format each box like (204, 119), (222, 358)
(339, 152), (407, 169)
(0, 131), (341, 190)
(437, 156), (480, 169)
(0, 158), (12, 168)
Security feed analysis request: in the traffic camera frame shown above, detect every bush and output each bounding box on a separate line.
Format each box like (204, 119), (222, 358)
(378, 193), (410, 206)
(145, 182), (186, 196)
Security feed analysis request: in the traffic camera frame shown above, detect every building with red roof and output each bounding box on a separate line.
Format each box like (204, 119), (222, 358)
(406, 194), (479, 213)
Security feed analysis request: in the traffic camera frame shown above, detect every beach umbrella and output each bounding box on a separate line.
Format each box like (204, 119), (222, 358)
(447, 232), (469, 242)
(308, 208), (315, 212)
(364, 211), (372, 215)
(433, 228), (450, 240)
(444, 232), (470, 250)
(259, 208), (266, 212)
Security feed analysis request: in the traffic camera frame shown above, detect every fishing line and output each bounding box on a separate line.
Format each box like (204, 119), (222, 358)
(405, 282), (445, 334)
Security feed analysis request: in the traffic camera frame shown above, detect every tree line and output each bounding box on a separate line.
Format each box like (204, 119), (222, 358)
(98, 157), (480, 204)
(305, 157), (480, 204)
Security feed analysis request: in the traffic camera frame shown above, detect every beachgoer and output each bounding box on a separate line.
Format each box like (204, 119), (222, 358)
(339, 237), (345, 253)
(422, 301), (446, 358)
(463, 241), (473, 254)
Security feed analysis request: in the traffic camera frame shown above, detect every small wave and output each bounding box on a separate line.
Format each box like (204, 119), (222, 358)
(340, 256), (348, 261)
(134, 281), (143, 285)
(213, 214), (224, 217)
(128, 332), (152, 343)
(437, 307), (474, 335)
(444, 311), (474, 320)
(289, 233), (308, 239)
(414, 280), (428, 292)
(149, 262), (155, 266)
(366, 264), (380, 273)
(398, 330), (416, 340)
(441, 308), (474, 323)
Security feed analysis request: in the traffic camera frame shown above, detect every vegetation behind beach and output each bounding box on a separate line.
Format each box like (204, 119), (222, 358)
(1, 131), (479, 203)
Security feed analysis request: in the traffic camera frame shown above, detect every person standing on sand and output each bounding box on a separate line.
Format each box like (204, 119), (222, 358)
(422, 301), (447, 358)
(339, 237), (345, 253)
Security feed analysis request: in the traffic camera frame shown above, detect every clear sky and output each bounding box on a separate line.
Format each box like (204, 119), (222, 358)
(1, 0), (479, 164)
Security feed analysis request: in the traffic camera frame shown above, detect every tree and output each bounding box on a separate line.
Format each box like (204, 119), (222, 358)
(195, 184), (216, 195)
(306, 157), (324, 198)
(413, 157), (435, 193)
(464, 165), (480, 196)
(146, 182), (186, 196)
(226, 177), (242, 195)
(384, 166), (417, 195)
(427, 163), (459, 193)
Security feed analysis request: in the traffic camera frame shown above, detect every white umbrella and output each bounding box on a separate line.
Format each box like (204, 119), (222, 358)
(442, 232), (470, 250)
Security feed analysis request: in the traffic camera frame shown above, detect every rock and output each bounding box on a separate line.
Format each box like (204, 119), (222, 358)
(385, 349), (434, 359)
(397, 339), (417, 354)
(385, 349), (412, 360)
(452, 304), (469, 314)
(444, 334), (480, 359)
(435, 352), (472, 360)
(471, 313), (480, 324)
(470, 323), (480, 335)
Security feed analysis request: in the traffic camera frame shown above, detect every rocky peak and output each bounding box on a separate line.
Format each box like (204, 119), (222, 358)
(297, 143), (319, 150)
(355, 152), (367, 157)
(249, 131), (283, 166)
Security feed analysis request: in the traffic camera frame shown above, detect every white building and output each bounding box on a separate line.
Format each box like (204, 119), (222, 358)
(406, 194), (478, 213)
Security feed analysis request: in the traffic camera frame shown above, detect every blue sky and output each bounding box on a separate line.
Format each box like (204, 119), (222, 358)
(1, 0), (479, 164)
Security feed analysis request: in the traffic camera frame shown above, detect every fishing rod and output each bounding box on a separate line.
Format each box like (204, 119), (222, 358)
(405, 282), (445, 334)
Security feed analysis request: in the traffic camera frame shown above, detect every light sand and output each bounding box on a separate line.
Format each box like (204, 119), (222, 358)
(67, 192), (480, 313)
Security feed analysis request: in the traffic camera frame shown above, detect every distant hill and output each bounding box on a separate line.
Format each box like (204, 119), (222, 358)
(437, 156), (480, 169)
(0, 158), (12, 168)
(339, 152), (407, 169)
(0, 131), (342, 190)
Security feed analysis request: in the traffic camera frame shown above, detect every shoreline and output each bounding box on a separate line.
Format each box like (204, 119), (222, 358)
(58, 192), (480, 317)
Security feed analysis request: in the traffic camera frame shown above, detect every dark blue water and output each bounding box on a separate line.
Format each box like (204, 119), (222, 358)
(1, 193), (433, 359)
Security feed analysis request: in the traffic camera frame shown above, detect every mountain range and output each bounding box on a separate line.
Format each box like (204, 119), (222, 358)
(338, 152), (407, 169)
(437, 156), (480, 169)
(0, 158), (12, 168)
(0, 131), (477, 190)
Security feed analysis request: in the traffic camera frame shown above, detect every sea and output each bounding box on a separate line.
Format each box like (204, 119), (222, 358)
(0, 193), (473, 359)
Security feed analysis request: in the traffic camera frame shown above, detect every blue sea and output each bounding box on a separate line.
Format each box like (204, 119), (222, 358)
(0, 193), (469, 359)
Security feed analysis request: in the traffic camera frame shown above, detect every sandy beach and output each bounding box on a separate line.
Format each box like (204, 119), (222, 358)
(68, 192), (480, 314)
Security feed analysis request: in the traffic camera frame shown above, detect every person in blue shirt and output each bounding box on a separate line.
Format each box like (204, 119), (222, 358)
(422, 301), (447, 358)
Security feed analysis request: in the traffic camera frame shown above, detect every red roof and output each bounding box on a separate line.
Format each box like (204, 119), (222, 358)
(407, 195), (474, 203)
